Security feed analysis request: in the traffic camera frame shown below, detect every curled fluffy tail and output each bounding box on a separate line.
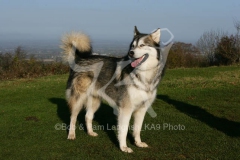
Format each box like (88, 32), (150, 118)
(60, 32), (92, 62)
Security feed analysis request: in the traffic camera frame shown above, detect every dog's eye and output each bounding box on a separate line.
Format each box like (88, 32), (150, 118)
(140, 44), (145, 47)
(131, 44), (134, 48)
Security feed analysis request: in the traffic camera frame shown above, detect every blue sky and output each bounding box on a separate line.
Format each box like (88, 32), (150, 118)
(0, 0), (239, 43)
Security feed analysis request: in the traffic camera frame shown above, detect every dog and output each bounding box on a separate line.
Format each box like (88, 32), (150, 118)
(61, 26), (170, 153)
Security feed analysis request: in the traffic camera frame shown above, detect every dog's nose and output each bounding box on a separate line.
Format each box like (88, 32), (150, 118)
(128, 51), (134, 57)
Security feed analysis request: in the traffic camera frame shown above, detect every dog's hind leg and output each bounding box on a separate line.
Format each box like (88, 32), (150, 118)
(118, 107), (134, 153)
(85, 96), (101, 137)
(67, 96), (85, 140)
(133, 107), (149, 148)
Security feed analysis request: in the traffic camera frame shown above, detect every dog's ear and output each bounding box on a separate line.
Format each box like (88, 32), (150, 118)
(134, 26), (140, 36)
(150, 28), (161, 43)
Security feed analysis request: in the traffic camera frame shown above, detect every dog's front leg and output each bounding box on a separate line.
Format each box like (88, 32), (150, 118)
(118, 107), (133, 153)
(133, 107), (149, 148)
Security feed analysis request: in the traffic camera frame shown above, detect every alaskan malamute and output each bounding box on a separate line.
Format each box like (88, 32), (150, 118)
(61, 26), (171, 153)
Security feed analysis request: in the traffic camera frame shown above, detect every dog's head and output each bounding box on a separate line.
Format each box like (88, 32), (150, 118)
(128, 26), (161, 70)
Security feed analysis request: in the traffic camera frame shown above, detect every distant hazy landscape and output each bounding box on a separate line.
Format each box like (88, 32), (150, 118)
(0, 39), (130, 61)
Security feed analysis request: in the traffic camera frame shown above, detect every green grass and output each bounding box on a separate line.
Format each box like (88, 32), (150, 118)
(0, 66), (240, 159)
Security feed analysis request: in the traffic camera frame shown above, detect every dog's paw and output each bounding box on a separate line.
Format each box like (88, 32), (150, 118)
(67, 133), (76, 140)
(88, 131), (98, 137)
(135, 142), (148, 148)
(120, 146), (133, 153)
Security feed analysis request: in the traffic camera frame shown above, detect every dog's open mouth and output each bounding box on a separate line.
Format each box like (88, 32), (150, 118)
(131, 54), (149, 68)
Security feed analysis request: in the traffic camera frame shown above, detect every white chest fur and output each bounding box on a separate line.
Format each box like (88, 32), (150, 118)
(128, 85), (157, 110)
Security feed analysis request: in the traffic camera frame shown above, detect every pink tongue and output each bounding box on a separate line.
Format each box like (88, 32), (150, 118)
(131, 57), (143, 67)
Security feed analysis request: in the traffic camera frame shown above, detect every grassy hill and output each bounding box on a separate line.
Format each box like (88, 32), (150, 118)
(0, 66), (240, 159)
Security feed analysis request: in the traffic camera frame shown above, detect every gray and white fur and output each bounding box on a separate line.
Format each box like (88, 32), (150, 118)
(61, 26), (170, 153)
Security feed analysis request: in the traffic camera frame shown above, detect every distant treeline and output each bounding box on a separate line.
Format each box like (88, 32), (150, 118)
(0, 46), (68, 80)
(167, 20), (240, 68)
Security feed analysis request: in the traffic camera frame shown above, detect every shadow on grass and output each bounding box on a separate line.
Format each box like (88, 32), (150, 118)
(49, 98), (119, 148)
(157, 95), (240, 137)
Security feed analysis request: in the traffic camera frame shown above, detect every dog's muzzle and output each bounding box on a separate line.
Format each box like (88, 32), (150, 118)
(130, 54), (149, 68)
